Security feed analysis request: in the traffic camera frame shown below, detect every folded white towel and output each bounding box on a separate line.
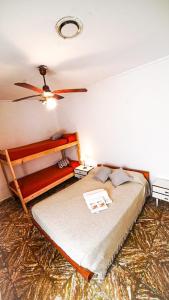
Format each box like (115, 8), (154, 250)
(83, 189), (112, 213)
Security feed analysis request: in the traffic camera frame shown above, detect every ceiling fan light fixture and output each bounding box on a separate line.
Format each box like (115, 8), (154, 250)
(55, 16), (83, 39)
(46, 98), (57, 110)
(42, 91), (54, 98)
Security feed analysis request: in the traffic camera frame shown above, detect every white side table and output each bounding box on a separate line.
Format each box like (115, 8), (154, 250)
(74, 165), (94, 179)
(152, 178), (169, 206)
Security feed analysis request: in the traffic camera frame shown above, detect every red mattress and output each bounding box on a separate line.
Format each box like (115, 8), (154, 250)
(0, 133), (77, 161)
(10, 164), (76, 198)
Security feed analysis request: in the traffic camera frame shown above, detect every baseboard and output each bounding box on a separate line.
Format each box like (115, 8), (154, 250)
(0, 196), (14, 203)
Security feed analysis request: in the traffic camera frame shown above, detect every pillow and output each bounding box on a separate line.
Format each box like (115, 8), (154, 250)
(62, 133), (76, 143)
(109, 168), (131, 187)
(94, 167), (112, 183)
(69, 160), (80, 169)
(57, 158), (70, 168)
(51, 130), (65, 140)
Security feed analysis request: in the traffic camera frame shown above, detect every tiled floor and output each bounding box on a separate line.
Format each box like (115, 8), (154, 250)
(0, 179), (169, 300)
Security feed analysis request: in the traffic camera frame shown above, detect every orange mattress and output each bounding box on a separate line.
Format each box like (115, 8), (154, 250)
(0, 133), (77, 161)
(10, 164), (78, 198)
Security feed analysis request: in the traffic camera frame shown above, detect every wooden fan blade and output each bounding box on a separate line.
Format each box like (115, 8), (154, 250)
(13, 95), (41, 102)
(15, 83), (43, 94)
(53, 94), (64, 100)
(52, 88), (87, 94)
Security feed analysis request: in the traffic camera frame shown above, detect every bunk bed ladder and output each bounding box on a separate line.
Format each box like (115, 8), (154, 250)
(4, 150), (28, 213)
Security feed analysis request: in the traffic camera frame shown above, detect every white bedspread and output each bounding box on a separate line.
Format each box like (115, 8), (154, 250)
(32, 168), (148, 277)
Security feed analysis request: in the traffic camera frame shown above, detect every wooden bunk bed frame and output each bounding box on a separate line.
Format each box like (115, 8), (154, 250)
(32, 164), (150, 281)
(0, 132), (81, 213)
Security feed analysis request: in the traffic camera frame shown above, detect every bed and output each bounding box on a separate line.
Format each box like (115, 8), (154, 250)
(0, 132), (80, 213)
(0, 133), (77, 162)
(9, 163), (78, 198)
(31, 165), (150, 280)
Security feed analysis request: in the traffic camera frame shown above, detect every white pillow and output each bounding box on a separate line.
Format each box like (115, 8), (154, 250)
(51, 130), (64, 140)
(58, 158), (69, 168)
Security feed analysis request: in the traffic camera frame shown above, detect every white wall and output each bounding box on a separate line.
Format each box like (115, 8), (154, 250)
(0, 101), (60, 201)
(58, 56), (169, 181)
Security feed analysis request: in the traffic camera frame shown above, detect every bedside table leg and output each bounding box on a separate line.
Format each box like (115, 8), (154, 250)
(156, 198), (158, 207)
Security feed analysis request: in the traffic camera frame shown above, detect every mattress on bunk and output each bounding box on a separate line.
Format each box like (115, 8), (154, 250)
(10, 164), (76, 198)
(0, 133), (77, 161)
(32, 167), (148, 278)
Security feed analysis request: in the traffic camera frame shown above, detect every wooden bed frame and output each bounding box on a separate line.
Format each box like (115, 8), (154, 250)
(32, 164), (149, 281)
(98, 164), (150, 181)
(32, 218), (94, 281)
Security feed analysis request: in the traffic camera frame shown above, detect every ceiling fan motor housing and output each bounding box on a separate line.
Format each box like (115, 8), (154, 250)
(43, 85), (51, 92)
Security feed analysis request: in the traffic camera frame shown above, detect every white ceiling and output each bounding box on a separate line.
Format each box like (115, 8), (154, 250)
(1, 0), (169, 100)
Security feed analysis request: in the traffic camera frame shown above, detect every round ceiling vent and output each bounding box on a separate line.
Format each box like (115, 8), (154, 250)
(55, 16), (83, 39)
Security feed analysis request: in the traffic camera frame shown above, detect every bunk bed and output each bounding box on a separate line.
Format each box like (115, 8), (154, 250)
(0, 132), (80, 213)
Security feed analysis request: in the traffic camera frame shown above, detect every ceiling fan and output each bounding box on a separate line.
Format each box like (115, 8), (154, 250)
(12, 65), (87, 104)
